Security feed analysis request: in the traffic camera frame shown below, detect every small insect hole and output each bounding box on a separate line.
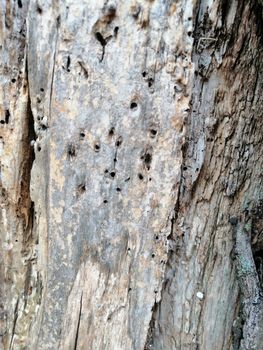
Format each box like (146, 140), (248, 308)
(183, 166), (187, 171)
(80, 132), (85, 139)
(104, 169), (109, 174)
(37, 5), (43, 14)
(142, 71), (147, 77)
(37, 145), (41, 152)
(11, 78), (16, 83)
(94, 143), (100, 152)
(5, 110), (10, 124)
(109, 127), (115, 136)
(116, 187), (121, 192)
(110, 171), (116, 178)
(67, 144), (76, 158)
(77, 184), (86, 194)
(151, 253), (155, 258)
(114, 26), (119, 36)
(95, 32), (106, 46)
(40, 88), (44, 92)
(148, 78), (154, 88)
(150, 129), (157, 137)
(155, 235), (159, 240)
(103, 199), (108, 204)
(130, 102), (138, 110)
(125, 177), (130, 182)
(138, 173), (144, 180)
(66, 55), (71, 72)
(17, 0), (23, 8)
(116, 136), (123, 147)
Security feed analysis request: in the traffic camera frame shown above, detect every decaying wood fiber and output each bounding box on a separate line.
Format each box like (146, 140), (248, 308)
(0, 1), (262, 349)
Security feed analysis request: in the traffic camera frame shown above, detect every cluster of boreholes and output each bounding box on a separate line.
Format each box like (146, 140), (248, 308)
(70, 99), (159, 203)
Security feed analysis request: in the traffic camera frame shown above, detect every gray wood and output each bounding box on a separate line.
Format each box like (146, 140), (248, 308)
(0, 0), (262, 349)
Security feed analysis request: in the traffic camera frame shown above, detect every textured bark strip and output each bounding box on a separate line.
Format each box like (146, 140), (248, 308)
(149, 0), (263, 349)
(233, 217), (263, 349)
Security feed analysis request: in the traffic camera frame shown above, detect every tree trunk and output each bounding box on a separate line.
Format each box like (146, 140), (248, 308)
(0, 1), (262, 349)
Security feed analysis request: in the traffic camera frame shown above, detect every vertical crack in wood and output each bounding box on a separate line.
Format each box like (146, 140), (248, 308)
(9, 298), (19, 350)
(49, 15), (60, 120)
(73, 292), (83, 350)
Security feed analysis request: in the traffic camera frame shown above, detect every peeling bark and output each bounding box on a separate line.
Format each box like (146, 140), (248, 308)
(0, 1), (262, 349)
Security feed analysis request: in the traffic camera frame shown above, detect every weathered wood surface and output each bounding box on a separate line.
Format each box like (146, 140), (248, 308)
(0, 1), (262, 349)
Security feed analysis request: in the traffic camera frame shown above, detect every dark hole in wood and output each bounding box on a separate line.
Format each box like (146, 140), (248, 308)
(130, 102), (137, 110)
(94, 143), (100, 152)
(116, 136), (123, 147)
(103, 199), (108, 204)
(144, 153), (152, 165)
(187, 31), (192, 36)
(125, 177), (130, 182)
(95, 32), (106, 46)
(80, 132), (85, 139)
(11, 78), (16, 83)
(151, 253), (155, 258)
(37, 145), (41, 152)
(183, 166), (187, 171)
(0, 120), (5, 124)
(155, 235), (159, 240)
(66, 55), (71, 72)
(5, 110), (10, 124)
(17, 0), (23, 8)
(142, 71), (147, 77)
(150, 129), (157, 136)
(78, 184), (86, 193)
(114, 26), (119, 36)
(132, 5), (141, 19)
(40, 88), (44, 92)
(109, 127), (115, 136)
(114, 158), (117, 162)
(128, 287), (132, 291)
(110, 171), (116, 178)
(148, 78), (154, 88)
(37, 97), (41, 103)
(104, 169), (109, 174)
(138, 173), (143, 180)
(37, 5), (42, 14)
(116, 187), (121, 192)
(67, 144), (75, 157)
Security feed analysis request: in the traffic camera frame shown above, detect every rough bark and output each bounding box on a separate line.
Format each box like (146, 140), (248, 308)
(0, 1), (262, 350)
